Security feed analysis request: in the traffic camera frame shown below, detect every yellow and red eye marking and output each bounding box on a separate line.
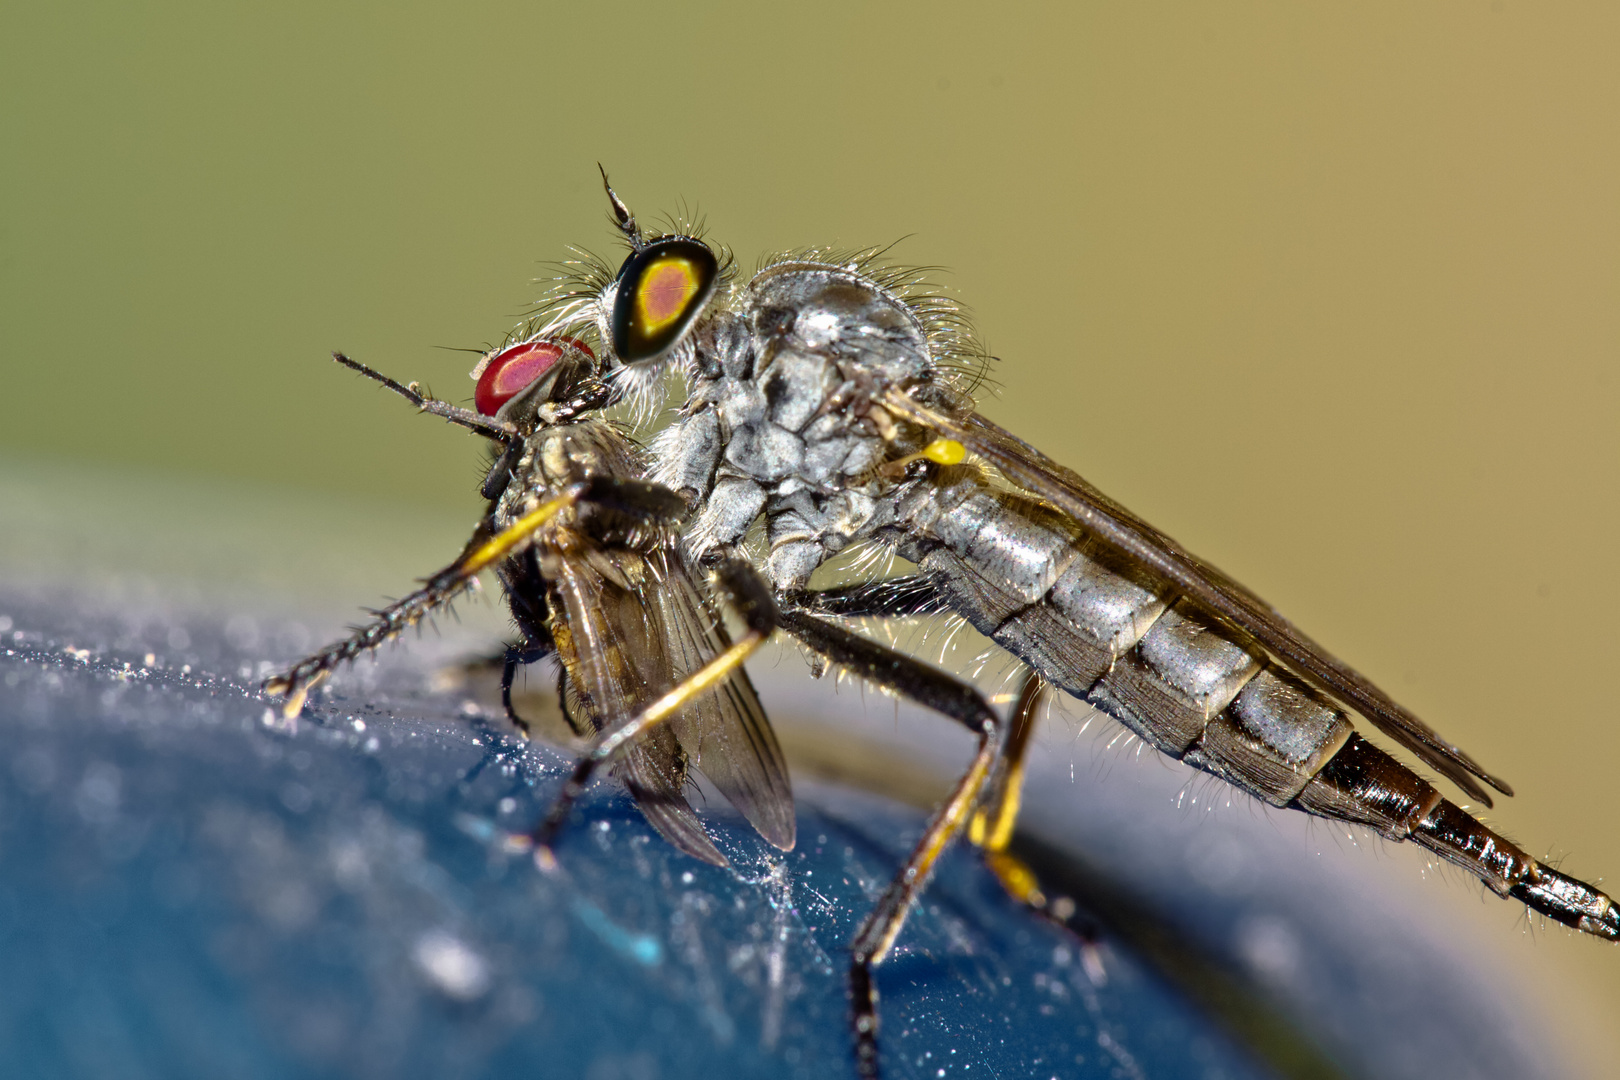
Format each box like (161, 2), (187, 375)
(635, 256), (703, 335)
(473, 337), (593, 417)
(610, 237), (719, 363)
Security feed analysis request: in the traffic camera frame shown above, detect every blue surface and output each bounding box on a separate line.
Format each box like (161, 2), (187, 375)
(0, 590), (1277, 1080)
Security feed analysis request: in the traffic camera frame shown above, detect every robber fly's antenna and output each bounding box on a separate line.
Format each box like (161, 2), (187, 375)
(598, 164), (644, 251)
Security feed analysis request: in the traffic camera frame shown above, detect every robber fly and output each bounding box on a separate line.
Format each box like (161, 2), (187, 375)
(506, 173), (1618, 1078)
(262, 337), (795, 868)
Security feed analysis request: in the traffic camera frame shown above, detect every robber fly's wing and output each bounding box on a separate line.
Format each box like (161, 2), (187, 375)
(641, 549), (797, 852)
(884, 388), (1512, 806)
(548, 549), (728, 866)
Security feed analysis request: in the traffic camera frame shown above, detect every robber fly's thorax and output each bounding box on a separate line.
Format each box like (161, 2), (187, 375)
(663, 263), (951, 587)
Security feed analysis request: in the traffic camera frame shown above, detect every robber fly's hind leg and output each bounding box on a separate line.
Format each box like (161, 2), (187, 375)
(774, 604), (1003, 1080)
(801, 577), (1053, 882)
(966, 668), (1107, 982)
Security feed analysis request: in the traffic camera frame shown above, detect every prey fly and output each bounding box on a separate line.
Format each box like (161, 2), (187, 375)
(262, 338), (796, 868)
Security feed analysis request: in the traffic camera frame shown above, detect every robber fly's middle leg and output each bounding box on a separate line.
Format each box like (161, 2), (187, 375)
(799, 576), (1049, 880)
(797, 579), (1107, 970)
(772, 602), (1003, 1080)
(524, 557), (1008, 1075)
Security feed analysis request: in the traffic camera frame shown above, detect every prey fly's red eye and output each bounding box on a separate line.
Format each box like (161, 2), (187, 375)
(472, 338), (593, 416)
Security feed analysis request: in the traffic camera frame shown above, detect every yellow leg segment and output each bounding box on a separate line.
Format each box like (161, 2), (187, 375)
(531, 625), (770, 870)
(458, 485), (587, 575)
(857, 744), (999, 964)
(969, 669), (1048, 905)
(262, 483), (589, 717)
(588, 635), (764, 762)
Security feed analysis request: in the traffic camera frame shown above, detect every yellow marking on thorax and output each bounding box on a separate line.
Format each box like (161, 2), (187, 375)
(878, 438), (967, 479)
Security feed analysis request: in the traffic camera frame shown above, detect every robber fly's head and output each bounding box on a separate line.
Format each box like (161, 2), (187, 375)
(469, 336), (597, 429)
(595, 169), (723, 379)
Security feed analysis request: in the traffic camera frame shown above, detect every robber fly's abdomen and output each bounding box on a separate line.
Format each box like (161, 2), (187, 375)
(892, 470), (1620, 937)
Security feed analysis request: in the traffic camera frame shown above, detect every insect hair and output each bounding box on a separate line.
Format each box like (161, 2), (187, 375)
(756, 242), (996, 398)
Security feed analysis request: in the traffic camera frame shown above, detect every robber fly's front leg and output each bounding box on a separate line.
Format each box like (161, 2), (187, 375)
(262, 481), (597, 716)
(263, 474), (687, 717)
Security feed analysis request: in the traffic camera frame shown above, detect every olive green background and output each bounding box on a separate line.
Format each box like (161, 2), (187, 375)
(4, 2), (1617, 1069)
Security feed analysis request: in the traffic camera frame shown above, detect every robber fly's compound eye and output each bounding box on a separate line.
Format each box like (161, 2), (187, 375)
(610, 237), (718, 363)
(472, 337), (594, 416)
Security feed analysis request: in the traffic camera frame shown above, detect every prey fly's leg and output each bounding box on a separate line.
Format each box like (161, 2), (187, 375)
(774, 605), (1003, 1080)
(525, 557), (777, 864)
(440, 549), (558, 737)
(494, 547), (559, 738)
(500, 643), (552, 737)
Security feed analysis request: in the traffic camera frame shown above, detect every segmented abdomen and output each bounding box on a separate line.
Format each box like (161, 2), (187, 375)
(892, 471), (1619, 938)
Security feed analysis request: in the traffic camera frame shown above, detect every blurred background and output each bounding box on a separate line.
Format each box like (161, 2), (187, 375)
(3, 1), (1617, 1071)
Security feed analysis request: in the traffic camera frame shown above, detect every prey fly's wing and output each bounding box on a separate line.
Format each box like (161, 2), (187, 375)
(547, 544), (728, 865)
(548, 535), (795, 862)
(641, 548), (796, 852)
(884, 388), (1511, 806)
